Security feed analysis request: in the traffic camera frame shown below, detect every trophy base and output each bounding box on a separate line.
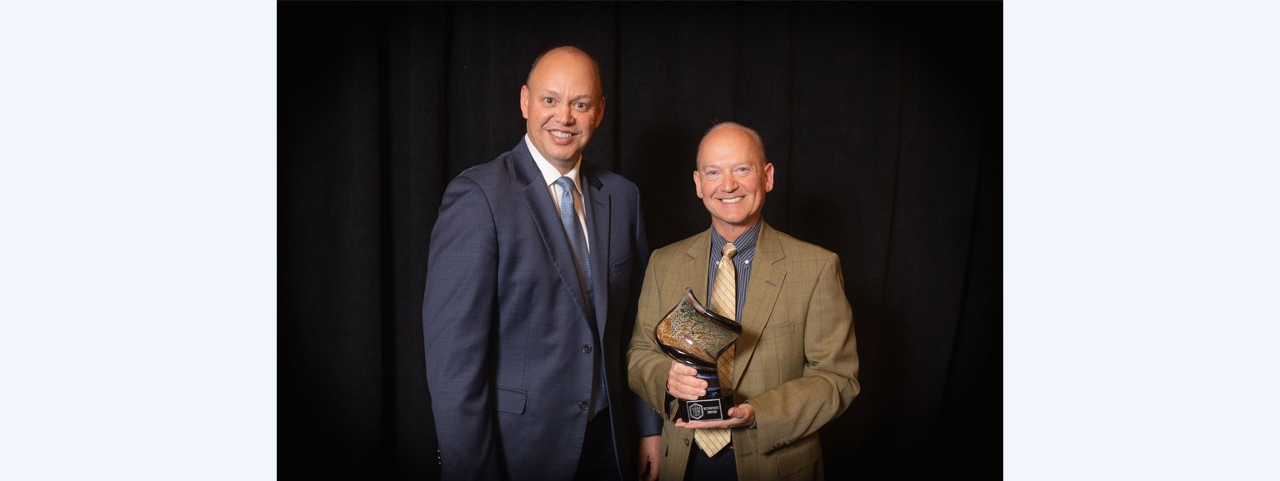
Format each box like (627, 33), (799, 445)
(677, 394), (734, 422)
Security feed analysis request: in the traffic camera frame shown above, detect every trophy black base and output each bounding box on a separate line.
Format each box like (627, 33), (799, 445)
(677, 394), (735, 422)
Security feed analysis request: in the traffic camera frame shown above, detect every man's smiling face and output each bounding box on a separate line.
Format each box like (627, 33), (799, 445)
(693, 125), (774, 241)
(519, 47), (605, 172)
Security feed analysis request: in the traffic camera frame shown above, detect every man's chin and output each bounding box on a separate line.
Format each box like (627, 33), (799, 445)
(544, 145), (584, 163)
(711, 215), (753, 229)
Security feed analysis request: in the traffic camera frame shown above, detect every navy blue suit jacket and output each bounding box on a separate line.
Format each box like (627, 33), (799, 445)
(423, 139), (661, 481)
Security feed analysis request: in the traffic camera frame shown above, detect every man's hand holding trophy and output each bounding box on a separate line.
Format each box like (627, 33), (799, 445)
(654, 288), (743, 422)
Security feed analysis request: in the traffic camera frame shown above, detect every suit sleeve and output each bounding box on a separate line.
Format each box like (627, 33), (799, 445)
(627, 252), (678, 420)
(748, 253), (860, 452)
(422, 176), (504, 481)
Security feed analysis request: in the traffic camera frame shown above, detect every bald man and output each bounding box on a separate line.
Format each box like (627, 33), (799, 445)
(423, 46), (661, 481)
(627, 122), (860, 481)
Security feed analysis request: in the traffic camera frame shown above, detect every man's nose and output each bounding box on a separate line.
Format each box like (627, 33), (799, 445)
(721, 177), (738, 191)
(556, 104), (574, 125)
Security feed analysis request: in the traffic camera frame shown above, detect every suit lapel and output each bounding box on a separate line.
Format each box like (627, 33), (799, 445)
(583, 166), (610, 336)
(680, 230), (713, 306)
(733, 222), (784, 383)
(512, 142), (594, 324)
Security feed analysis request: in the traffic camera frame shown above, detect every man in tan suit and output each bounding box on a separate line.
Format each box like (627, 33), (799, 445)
(627, 122), (860, 480)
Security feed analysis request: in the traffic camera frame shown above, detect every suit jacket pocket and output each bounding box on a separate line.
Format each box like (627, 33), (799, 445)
(609, 254), (633, 277)
(776, 434), (821, 477)
(759, 322), (796, 340)
(494, 387), (527, 414)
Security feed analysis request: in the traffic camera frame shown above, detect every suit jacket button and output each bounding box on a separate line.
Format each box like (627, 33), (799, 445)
(684, 439), (690, 447)
(582, 344), (592, 353)
(579, 401), (589, 412)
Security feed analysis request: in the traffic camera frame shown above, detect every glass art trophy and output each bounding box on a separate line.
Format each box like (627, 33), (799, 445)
(654, 288), (742, 422)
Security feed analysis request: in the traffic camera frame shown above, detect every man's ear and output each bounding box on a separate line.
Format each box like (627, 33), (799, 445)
(520, 85), (530, 119)
(693, 170), (704, 199)
(594, 96), (606, 126)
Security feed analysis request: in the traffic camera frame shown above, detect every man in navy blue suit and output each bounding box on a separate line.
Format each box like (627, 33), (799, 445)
(423, 46), (662, 481)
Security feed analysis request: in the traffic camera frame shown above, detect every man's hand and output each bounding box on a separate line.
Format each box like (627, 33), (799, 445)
(666, 360), (706, 401)
(674, 403), (755, 429)
(637, 435), (660, 481)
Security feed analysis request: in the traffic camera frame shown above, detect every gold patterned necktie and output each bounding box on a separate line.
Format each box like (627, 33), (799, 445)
(696, 242), (737, 457)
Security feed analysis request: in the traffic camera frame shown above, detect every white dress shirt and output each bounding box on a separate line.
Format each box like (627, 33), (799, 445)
(524, 134), (590, 251)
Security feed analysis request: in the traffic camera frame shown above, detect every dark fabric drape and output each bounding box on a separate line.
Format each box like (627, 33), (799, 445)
(280, 1), (1001, 479)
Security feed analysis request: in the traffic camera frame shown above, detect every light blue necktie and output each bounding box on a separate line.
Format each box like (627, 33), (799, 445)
(554, 176), (593, 299)
(554, 176), (606, 417)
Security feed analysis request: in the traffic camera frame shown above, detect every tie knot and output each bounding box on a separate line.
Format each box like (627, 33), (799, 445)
(555, 176), (576, 192)
(722, 242), (737, 258)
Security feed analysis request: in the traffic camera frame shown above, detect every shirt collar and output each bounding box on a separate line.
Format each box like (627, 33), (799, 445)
(524, 134), (583, 192)
(710, 218), (762, 258)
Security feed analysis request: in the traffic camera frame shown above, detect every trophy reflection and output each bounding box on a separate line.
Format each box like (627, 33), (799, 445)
(654, 288), (742, 421)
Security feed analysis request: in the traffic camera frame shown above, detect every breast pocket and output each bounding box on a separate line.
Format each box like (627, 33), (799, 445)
(759, 322), (795, 341)
(609, 253), (633, 278)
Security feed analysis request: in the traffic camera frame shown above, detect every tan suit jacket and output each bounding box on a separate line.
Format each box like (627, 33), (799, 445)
(627, 222), (860, 481)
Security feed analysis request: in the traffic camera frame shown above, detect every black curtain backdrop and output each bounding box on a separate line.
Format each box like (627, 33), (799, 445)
(280, 1), (1002, 479)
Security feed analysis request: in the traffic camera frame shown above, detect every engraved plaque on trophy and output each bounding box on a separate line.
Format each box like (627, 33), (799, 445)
(654, 287), (742, 422)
